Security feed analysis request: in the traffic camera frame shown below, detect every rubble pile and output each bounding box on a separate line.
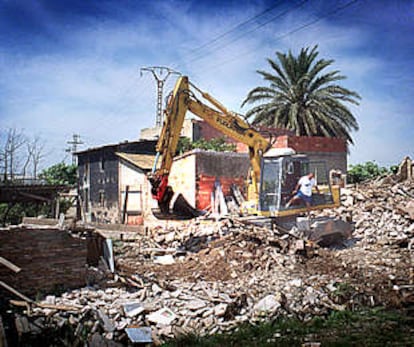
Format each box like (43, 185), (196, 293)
(3, 178), (414, 345)
(116, 219), (304, 282)
(322, 178), (414, 246)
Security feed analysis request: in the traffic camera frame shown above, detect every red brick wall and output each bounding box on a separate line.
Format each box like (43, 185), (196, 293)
(280, 135), (347, 153)
(236, 135), (346, 154)
(196, 121), (238, 144)
(0, 227), (87, 296)
(196, 175), (245, 210)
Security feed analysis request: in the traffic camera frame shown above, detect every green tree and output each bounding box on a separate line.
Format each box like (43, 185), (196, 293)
(242, 46), (361, 145)
(39, 162), (77, 186)
(176, 137), (193, 155)
(347, 161), (389, 183)
(177, 137), (236, 154)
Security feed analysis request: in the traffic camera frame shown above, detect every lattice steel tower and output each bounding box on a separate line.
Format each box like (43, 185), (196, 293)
(140, 66), (180, 127)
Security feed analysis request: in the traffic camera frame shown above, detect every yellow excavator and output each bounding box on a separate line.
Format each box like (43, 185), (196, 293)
(148, 76), (340, 219)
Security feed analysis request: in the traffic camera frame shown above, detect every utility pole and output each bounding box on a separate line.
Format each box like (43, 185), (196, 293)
(66, 134), (83, 165)
(140, 66), (180, 127)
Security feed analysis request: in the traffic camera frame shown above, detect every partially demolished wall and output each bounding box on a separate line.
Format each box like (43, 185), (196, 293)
(0, 226), (87, 295)
(169, 151), (250, 210)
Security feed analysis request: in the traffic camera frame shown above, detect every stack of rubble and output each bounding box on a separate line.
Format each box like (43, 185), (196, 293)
(321, 177), (414, 247)
(3, 174), (414, 346)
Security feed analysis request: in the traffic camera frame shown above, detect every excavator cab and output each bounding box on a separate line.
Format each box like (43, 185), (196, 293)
(259, 155), (338, 217)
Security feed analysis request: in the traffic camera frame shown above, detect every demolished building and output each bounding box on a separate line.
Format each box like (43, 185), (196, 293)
(76, 120), (348, 224)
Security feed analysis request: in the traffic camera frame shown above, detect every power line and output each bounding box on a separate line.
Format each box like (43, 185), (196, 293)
(185, 1), (287, 56)
(200, 0), (360, 74)
(175, 0), (309, 68)
(171, 0), (309, 69)
(132, 2), (309, 131)
(92, 73), (148, 125)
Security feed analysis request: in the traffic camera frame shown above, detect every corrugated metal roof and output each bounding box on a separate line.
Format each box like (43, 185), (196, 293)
(115, 152), (156, 170)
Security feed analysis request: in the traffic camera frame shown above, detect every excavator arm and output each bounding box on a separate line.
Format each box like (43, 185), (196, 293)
(148, 76), (271, 214)
(148, 76), (189, 213)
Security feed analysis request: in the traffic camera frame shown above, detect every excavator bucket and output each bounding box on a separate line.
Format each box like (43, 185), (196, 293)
(173, 194), (205, 217)
(152, 193), (205, 220)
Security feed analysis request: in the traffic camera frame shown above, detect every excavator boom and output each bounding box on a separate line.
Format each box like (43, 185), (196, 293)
(148, 76), (270, 215)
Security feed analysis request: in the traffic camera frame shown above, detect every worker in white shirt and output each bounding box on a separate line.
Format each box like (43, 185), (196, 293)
(285, 172), (320, 214)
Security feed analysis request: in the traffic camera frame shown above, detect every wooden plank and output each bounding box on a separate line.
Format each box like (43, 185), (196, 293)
(9, 300), (30, 308)
(37, 303), (81, 311)
(0, 281), (33, 303)
(122, 185), (130, 224)
(18, 191), (52, 202)
(10, 300), (80, 312)
(0, 257), (21, 273)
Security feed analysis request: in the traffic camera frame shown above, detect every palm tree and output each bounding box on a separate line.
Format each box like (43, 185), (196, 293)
(241, 46), (360, 144)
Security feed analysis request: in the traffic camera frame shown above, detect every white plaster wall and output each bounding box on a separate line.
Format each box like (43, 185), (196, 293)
(169, 153), (197, 207)
(119, 163), (146, 212)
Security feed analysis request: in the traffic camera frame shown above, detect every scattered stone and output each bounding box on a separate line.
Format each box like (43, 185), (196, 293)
(214, 303), (228, 317)
(98, 309), (115, 332)
(125, 327), (152, 344)
(187, 299), (207, 311)
(123, 302), (144, 317)
(147, 307), (177, 325)
(154, 254), (175, 265)
(254, 295), (281, 315)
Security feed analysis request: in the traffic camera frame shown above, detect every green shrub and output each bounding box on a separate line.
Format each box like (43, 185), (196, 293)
(347, 161), (390, 184)
(177, 137), (236, 154)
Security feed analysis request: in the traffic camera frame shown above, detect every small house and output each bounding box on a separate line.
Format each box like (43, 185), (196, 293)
(76, 140), (157, 224)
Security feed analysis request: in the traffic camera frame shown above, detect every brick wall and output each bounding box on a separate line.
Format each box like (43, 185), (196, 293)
(195, 121), (239, 145)
(279, 135), (347, 153)
(0, 227), (87, 296)
(197, 175), (245, 210)
(237, 135), (346, 154)
(194, 120), (294, 143)
(277, 136), (347, 173)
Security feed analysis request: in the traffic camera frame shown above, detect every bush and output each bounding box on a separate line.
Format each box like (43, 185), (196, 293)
(177, 137), (236, 154)
(347, 161), (390, 184)
(39, 162), (77, 186)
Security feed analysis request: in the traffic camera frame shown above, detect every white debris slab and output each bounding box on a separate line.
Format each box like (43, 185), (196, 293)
(253, 295), (281, 315)
(123, 302), (144, 317)
(147, 307), (177, 325)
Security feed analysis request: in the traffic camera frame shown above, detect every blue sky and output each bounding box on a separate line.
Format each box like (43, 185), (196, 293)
(1, 0), (413, 169)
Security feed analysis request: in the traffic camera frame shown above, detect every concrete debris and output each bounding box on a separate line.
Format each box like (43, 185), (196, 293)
(153, 254), (175, 265)
(122, 302), (144, 317)
(125, 327), (152, 343)
(253, 295), (281, 315)
(147, 307), (176, 325)
(2, 176), (413, 345)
